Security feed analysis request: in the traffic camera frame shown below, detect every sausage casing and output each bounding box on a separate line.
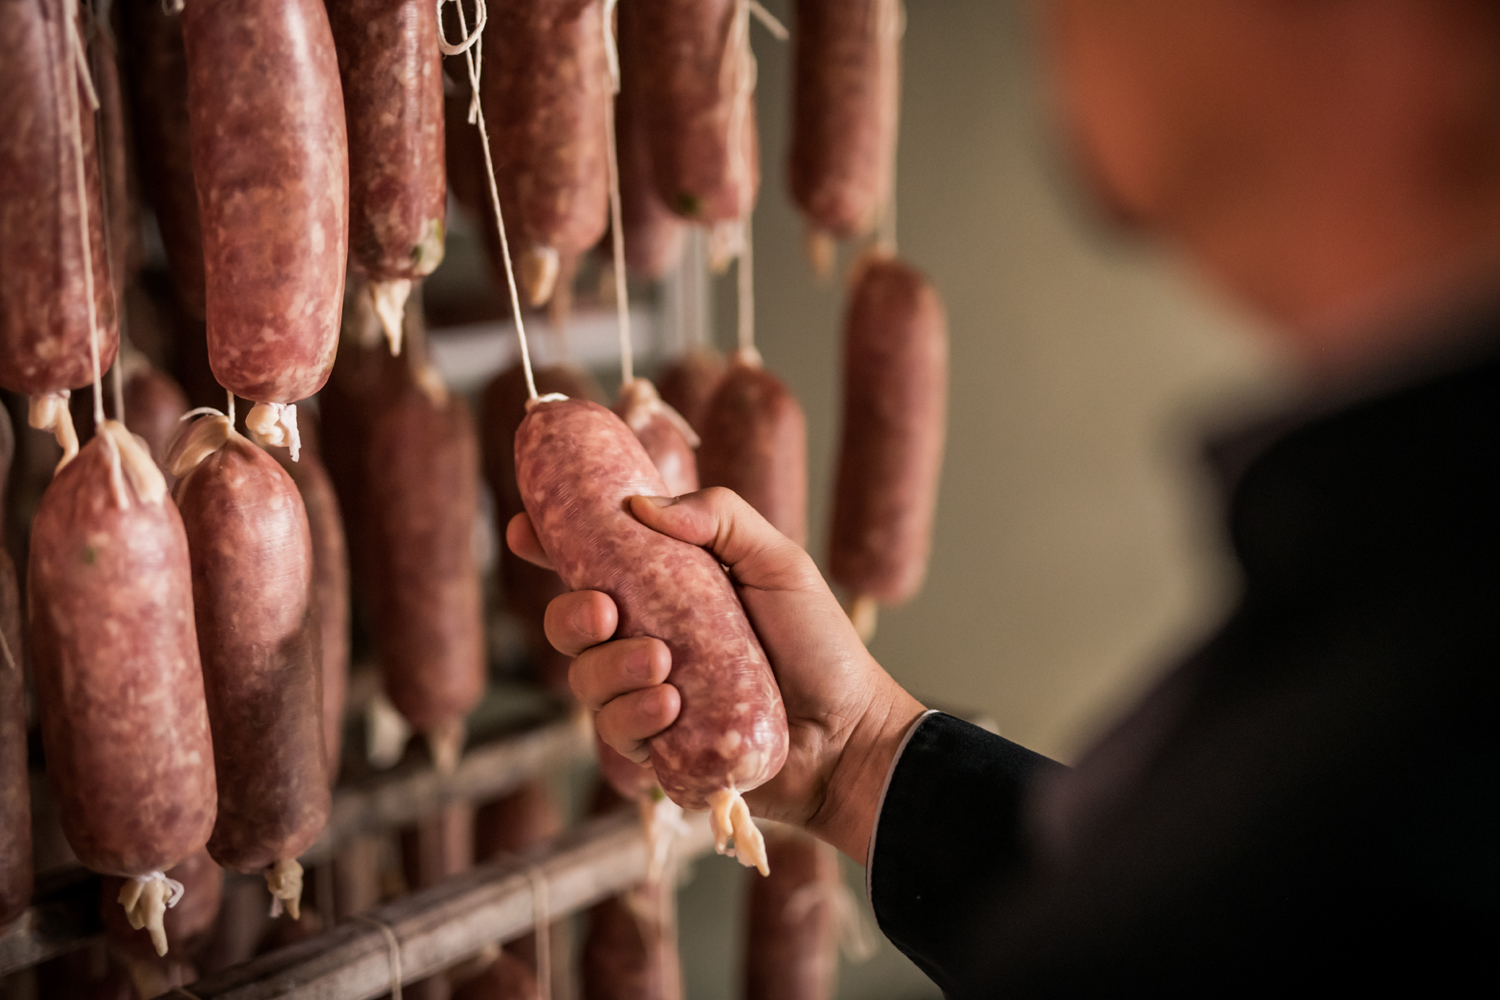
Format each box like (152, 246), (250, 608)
(583, 879), (683, 1000)
(481, 0), (609, 307)
(744, 827), (843, 1000)
(482, 361), (604, 695)
(277, 443), (350, 779)
(170, 419), (330, 878)
(829, 253), (947, 606)
(515, 399), (786, 871)
(788, 0), (902, 241)
(29, 424), (216, 877)
(328, 0), (446, 282)
(180, 0), (347, 405)
(0, 0), (121, 397)
(656, 348), (726, 437)
(616, 0), (684, 280)
(122, 0), (205, 319)
(613, 379), (699, 498)
(368, 370), (485, 761)
(0, 548), (31, 928)
(638, 0), (759, 223)
(697, 351), (809, 547)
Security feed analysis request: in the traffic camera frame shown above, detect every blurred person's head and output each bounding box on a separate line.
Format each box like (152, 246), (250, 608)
(1038, 0), (1500, 371)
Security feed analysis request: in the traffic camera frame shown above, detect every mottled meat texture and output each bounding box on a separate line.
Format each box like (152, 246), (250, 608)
(614, 379), (700, 498)
(638, 0), (760, 222)
(481, 0), (610, 306)
(123, 0), (205, 319)
(100, 848), (223, 963)
(482, 361), (605, 695)
(181, 0), (347, 404)
(29, 424), (216, 878)
(744, 827), (843, 1000)
(615, 0), (684, 280)
(789, 0), (902, 240)
(0, 549), (32, 928)
(328, 0), (447, 281)
(697, 351), (809, 548)
(171, 420), (329, 883)
(367, 368), (485, 758)
(829, 252), (947, 606)
(656, 348), (727, 436)
(0, 0), (121, 396)
(276, 445), (349, 780)
(515, 399), (786, 871)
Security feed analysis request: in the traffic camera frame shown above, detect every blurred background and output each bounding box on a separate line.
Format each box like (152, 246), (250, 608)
(652, 2), (1287, 996)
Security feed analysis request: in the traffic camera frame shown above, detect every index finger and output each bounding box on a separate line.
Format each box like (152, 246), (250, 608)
(506, 512), (554, 571)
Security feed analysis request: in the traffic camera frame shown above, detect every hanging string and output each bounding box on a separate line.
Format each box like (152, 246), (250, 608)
(226, 391), (235, 426)
(354, 914), (405, 1000)
(723, 0), (785, 357)
(86, 0), (128, 424)
(600, 0), (633, 387)
(436, 0), (542, 401)
(63, 0), (106, 430)
(526, 864), (552, 1000)
(738, 213), (755, 355)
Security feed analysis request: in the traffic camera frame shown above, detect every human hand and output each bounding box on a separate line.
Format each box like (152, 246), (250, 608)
(506, 487), (926, 862)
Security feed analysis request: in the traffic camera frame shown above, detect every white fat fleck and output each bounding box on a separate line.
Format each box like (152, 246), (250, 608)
(715, 729), (742, 758)
(733, 702), (750, 715)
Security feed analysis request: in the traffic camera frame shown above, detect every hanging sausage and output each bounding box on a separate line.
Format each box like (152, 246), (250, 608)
(788, 0), (903, 276)
(328, 0), (448, 354)
(480, 0), (610, 307)
(180, 0), (348, 455)
(30, 423), (216, 955)
(828, 252), (947, 640)
(0, 0), (121, 460)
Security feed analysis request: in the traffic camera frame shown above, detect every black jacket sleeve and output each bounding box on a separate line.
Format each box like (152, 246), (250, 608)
(868, 713), (1057, 997)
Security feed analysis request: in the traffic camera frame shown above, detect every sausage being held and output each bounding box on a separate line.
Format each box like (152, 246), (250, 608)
(180, 0), (348, 454)
(515, 398), (787, 873)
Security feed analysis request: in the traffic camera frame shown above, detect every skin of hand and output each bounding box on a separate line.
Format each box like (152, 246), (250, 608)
(507, 487), (927, 864)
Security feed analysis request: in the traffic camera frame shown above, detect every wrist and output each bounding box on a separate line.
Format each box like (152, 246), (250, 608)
(806, 679), (926, 864)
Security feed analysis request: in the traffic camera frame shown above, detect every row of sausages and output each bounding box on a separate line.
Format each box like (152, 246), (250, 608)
(1, 3), (943, 1000)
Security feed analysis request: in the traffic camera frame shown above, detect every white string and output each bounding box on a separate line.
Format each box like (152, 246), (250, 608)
(354, 915), (404, 1000)
(747, 1), (788, 39)
(62, 0), (105, 430)
(0, 619), (18, 676)
(526, 865), (552, 1000)
(436, 0), (540, 400)
(600, 0), (632, 388)
(435, 0), (485, 54)
(738, 213), (754, 354)
(85, 3), (126, 424)
(226, 390), (235, 426)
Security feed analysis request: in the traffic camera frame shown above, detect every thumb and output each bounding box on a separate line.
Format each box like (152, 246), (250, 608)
(628, 487), (823, 593)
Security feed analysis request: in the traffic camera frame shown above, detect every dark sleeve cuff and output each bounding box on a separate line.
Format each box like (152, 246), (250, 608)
(869, 712), (1057, 994)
